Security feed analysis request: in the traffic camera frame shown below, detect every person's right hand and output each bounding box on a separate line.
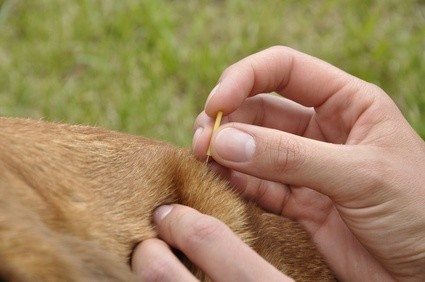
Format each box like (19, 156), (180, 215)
(192, 46), (425, 281)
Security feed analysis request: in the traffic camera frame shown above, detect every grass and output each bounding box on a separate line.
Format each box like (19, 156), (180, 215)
(0, 0), (424, 145)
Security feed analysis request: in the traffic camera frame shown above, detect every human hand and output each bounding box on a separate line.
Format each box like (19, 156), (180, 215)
(132, 204), (294, 281)
(192, 46), (425, 281)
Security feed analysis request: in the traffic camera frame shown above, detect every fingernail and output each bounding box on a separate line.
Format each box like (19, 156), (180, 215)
(153, 205), (173, 224)
(214, 128), (256, 162)
(192, 127), (203, 151)
(205, 83), (220, 108)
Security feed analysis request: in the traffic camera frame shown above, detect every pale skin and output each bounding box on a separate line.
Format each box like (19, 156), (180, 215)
(132, 46), (425, 281)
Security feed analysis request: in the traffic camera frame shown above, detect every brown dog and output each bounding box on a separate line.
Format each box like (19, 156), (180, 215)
(0, 117), (335, 281)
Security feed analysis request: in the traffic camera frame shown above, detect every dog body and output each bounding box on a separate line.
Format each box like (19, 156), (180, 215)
(0, 117), (334, 281)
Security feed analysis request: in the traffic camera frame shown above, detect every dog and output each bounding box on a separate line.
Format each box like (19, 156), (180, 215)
(0, 117), (335, 281)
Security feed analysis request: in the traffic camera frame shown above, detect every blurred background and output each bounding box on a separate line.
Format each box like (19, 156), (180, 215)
(0, 0), (424, 146)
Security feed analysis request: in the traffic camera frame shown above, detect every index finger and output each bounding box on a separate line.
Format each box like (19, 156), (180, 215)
(153, 204), (293, 282)
(205, 46), (358, 116)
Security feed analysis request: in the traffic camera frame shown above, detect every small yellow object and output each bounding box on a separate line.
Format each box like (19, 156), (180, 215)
(206, 111), (223, 162)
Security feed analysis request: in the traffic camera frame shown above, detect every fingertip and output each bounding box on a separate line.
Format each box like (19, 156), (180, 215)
(192, 128), (213, 161)
(153, 205), (173, 225)
(193, 111), (212, 129)
(205, 83), (220, 111)
(131, 238), (165, 274)
(192, 112), (216, 160)
(205, 83), (226, 117)
(131, 239), (166, 268)
(205, 75), (249, 117)
(192, 127), (204, 153)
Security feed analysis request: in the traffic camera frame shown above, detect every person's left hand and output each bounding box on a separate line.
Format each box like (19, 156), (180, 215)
(131, 204), (293, 281)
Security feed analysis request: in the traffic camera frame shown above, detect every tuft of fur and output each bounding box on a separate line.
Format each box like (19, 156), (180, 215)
(0, 117), (335, 281)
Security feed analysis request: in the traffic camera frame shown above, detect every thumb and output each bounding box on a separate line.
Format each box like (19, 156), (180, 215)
(210, 123), (378, 201)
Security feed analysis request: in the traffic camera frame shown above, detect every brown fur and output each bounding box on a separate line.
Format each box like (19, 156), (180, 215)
(0, 117), (335, 281)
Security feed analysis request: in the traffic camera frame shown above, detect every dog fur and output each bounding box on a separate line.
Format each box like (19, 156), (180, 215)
(0, 117), (335, 281)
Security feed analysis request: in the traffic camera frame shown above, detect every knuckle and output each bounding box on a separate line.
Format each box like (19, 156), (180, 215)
(358, 152), (392, 190)
(221, 63), (237, 79)
(255, 179), (270, 202)
(363, 81), (385, 96)
(267, 136), (306, 174)
(267, 45), (292, 53)
(179, 215), (224, 251)
(140, 257), (173, 282)
(134, 241), (174, 282)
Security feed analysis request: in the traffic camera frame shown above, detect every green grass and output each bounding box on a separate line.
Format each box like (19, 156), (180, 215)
(0, 0), (424, 145)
